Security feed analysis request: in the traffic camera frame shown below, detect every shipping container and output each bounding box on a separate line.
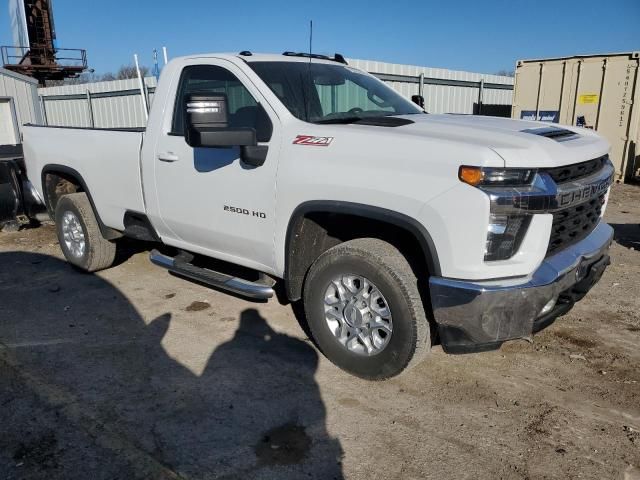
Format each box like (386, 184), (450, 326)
(512, 52), (640, 182)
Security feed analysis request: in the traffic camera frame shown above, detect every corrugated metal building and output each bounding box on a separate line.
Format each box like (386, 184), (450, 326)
(36, 58), (514, 129)
(39, 77), (157, 129)
(349, 58), (514, 114)
(0, 67), (42, 145)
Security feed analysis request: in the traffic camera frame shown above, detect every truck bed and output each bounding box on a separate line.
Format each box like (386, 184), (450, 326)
(22, 125), (146, 231)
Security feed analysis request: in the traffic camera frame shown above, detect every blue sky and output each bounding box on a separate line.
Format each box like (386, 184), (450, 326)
(2, 0), (639, 75)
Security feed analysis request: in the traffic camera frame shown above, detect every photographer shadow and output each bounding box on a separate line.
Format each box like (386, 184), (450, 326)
(0, 251), (343, 479)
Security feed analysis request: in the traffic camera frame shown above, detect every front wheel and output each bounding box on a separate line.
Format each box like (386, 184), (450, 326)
(303, 238), (430, 380)
(55, 193), (116, 272)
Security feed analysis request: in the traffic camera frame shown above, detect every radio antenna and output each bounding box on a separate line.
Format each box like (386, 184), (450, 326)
(303, 20), (314, 121)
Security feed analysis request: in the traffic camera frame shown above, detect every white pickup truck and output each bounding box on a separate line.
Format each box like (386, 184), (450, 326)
(22, 52), (615, 379)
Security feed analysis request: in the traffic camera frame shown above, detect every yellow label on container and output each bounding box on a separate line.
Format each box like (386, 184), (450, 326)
(579, 94), (599, 104)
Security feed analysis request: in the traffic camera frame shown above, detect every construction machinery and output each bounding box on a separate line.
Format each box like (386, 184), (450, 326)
(2, 0), (87, 85)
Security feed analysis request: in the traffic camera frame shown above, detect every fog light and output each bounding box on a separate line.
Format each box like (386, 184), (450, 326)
(540, 297), (557, 316)
(484, 214), (531, 261)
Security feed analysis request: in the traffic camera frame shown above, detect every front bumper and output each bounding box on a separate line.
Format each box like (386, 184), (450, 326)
(429, 221), (613, 354)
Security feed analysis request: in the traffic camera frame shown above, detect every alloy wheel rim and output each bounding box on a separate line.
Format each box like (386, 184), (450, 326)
(61, 211), (86, 259)
(323, 274), (393, 356)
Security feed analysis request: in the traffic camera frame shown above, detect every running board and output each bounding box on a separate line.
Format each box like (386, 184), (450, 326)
(149, 249), (274, 300)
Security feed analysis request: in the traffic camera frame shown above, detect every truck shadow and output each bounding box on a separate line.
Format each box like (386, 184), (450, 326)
(0, 251), (343, 479)
(610, 223), (640, 251)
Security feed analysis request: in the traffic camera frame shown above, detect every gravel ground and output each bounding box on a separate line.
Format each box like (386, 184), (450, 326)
(0, 184), (638, 480)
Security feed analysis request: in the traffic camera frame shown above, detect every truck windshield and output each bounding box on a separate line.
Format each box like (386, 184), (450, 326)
(248, 61), (423, 124)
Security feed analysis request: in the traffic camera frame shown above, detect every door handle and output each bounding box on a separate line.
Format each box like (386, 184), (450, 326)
(157, 151), (179, 162)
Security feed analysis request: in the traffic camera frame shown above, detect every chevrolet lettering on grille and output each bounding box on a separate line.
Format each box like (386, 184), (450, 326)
(557, 177), (612, 208)
(484, 158), (615, 215)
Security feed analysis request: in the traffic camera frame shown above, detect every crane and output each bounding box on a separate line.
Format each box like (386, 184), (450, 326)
(2, 0), (87, 85)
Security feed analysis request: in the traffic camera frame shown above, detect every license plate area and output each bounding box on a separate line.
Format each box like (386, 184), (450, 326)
(564, 254), (610, 301)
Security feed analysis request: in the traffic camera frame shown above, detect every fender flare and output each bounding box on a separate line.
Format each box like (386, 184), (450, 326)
(284, 200), (442, 300)
(41, 164), (121, 240)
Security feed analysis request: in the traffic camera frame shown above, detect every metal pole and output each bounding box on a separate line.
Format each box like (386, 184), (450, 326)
(478, 79), (484, 115)
(39, 95), (48, 126)
(153, 49), (160, 79)
(162, 46), (169, 66)
(571, 61), (583, 126)
(558, 61), (567, 122)
(134, 54), (149, 121)
(594, 58), (607, 130)
(535, 63), (544, 120)
(86, 90), (95, 128)
(419, 73), (424, 97)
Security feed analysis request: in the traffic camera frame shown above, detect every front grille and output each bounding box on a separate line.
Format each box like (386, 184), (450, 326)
(547, 195), (606, 256)
(544, 156), (607, 184)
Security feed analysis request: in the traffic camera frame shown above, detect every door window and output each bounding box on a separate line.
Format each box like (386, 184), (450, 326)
(171, 65), (272, 141)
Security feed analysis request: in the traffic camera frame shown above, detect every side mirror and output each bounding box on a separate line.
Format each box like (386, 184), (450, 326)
(184, 93), (268, 167)
(411, 95), (425, 108)
(185, 93), (256, 148)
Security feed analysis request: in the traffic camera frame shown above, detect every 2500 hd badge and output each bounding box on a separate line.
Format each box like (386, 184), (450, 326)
(223, 205), (267, 219)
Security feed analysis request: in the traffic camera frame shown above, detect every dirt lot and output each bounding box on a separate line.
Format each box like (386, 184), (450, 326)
(0, 184), (639, 480)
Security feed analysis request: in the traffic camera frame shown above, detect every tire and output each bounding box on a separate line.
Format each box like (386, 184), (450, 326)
(55, 193), (116, 272)
(303, 238), (430, 380)
(1, 221), (20, 233)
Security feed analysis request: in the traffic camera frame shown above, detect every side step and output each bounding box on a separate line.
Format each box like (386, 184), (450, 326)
(149, 249), (275, 300)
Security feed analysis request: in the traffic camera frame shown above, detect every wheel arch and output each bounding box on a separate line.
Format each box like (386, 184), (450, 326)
(284, 200), (441, 301)
(41, 164), (121, 240)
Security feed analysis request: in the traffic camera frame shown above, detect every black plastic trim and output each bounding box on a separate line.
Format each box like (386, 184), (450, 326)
(41, 164), (122, 240)
(281, 51), (348, 64)
(187, 126), (256, 148)
(531, 301), (573, 334)
(438, 326), (504, 354)
(123, 210), (161, 242)
(0, 144), (23, 158)
(284, 200), (442, 300)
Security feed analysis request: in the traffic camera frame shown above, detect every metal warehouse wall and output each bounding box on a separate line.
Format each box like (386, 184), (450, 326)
(40, 77), (157, 129)
(37, 59), (514, 128)
(349, 58), (514, 114)
(0, 67), (43, 135)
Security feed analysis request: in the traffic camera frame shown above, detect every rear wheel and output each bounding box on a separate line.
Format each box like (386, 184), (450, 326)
(55, 193), (116, 272)
(303, 238), (430, 380)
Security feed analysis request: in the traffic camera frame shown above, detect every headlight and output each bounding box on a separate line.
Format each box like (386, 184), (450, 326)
(484, 214), (531, 261)
(458, 166), (535, 261)
(459, 166), (536, 187)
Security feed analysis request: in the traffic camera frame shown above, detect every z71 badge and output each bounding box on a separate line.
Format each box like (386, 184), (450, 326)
(292, 135), (334, 146)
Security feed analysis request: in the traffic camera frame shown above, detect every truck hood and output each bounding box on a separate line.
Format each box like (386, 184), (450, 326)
(391, 114), (610, 168)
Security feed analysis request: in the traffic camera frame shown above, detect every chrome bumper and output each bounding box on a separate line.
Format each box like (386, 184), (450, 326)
(429, 221), (614, 354)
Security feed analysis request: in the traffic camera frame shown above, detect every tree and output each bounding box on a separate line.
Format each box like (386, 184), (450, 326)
(43, 64), (151, 86)
(111, 64), (151, 80)
(495, 69), (515, 77)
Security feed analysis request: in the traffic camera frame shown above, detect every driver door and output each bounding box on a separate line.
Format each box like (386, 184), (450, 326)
(152, 61), (280, 272)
